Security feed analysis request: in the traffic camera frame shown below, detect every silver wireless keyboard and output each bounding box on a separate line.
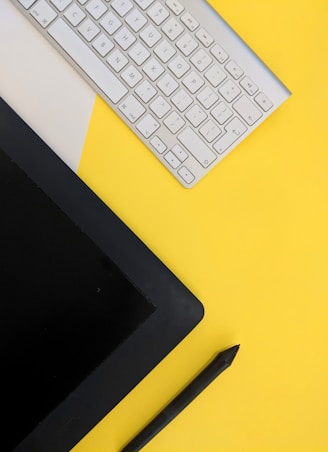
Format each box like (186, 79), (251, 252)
(11, 0), (291, 187)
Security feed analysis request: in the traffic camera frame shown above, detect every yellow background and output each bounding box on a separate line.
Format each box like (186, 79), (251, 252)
(73, 1), (328, 451)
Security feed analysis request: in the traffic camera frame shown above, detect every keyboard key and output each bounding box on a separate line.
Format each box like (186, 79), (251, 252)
(48, 19), (128, 103)
(147, 3), (170, 25)
(225, 60), (244, 80)
(86, 0), (107, 19)
(140, 24), (161, 47)
(114, 26), (136, 50)
(197, 86), (219, 109)
(211, 102), (233, 125)
(164, 151), (180, 169)
(181, 12), (199, 31)
(165, 0), (184, 15)
(164, 111), (185, 134)
(172, 144), (188, 162)
(196, 28), (214, 47)
(106, 49), (128, 72)
(119, 95), (146, 123)
(185, 105), (207, 128)
(50, 0), (72, 12)
(157, 73), (179, 96)
(150, 135), (167, 153)
(121, 65), (143, 87)
(111, 0), (133, 17)
(182, 71), (204, 94)
(30, 0), (57, 27)
(171, 89), (193, 112)
(219, 79), (241, 102)
(79, 18), (100, 41)
(154, 39), (176, 63)
(125, 9), (148, 32)
(64, 3), (85, 25)
(255, 92), (273, 112)
(92, 33), (114, 56)
(176, 33), (198, 57)
(233, 95), (262, 125)
(134, 0), (155, 10)
(135, 80), (157, 102)
(162, 17), (184, 41)
(129, 42), (150, 65)
(240, 76), (259, 96)
(178, 166), (195, 184)
(190, 49), (213, 72)
(213, 117), (247, 154)
(168, 55), (190, 78)
(210, 44), (229, 63)
(178, 127), (216, 168)
(150, 96), (171, 118)
(204, 64), (226, 87)
(136, 114), (160, 138)
(100, 11), (122, 35)
(143, 57), (165, 81)
(199, 120), (221, 143)
(18, 0), (37, 8)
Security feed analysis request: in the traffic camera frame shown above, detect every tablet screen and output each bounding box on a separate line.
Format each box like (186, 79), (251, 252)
(0, 147), (155, 451)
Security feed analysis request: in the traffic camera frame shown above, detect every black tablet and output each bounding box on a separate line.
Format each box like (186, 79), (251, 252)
(0, 97), (204, 452)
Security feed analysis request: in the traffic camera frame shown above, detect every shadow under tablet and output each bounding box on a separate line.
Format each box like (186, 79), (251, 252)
(0, 97), (203, 452)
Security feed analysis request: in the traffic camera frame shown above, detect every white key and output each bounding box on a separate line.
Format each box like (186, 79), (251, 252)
(178, 127), (216, 167)
(176, 33), (198, 56)
(211, 102), (233, 124)
(50, 0), (72, 12)
(210, 44), (229, 63)
(30, 0), (57, 28)
(168, 55), (190, 78)
(157, 73), (179, 96)
(197, 86), (219, 110)
(136, 114), (160, 138)
(92, 33), (114, 56)
(219, 79), (241, 102)
(240, 76), (258, 96)
(18, 0), (37, 8)
(111, 0), (133, 17)
(178, 166), (195, 184)
(164, 151), (180, 169)
(181, 12), (199, 31)
(64, 3), (85, 25)
(119, 95), (145, 123)
(255, 92), (273, 112)
(121, 65), (143, 87)
(154, 40), (176, 63)
(172, 144), (188, 162)
(162, 17), (184, 41)
(225, 60), (244, 80)
(129, 42), (150, 65)
(171, 89), (193, 112)
(213, 117), (247, 154)
(100, 12), (122, 35)
(150, 96), (171, 118)
(199, 120), (221, 143)
(204, 64), (226, 87)
(190, 49), (212, 72)
(233, 95), (262, 125)
(140, 24), (162, 47)
(77, 0), (87, 4)
(135, 80), (157, 103)
(78, 18), (100, 41)
(196, 28), (213, 47)
(165, 0), (184, 15)
(164, 111), (185, 134)
(125, 9), (147, 32)
(185, 105), (207, 127)
(143, 58), (164, 81)
(150, 136), (167, 153)
(147, 2), (169, 25)
(86, 0), (107, 19)
(134, 0), (155, 10)
(182, 71), (204, 94)
(48, 19), (128, 103)
(106, 49), (128, 72)
(114, 26), (136, 50)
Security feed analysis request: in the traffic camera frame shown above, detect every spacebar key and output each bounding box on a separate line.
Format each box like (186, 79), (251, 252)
(178, 127), (216, 168)
(48, 19), (128, 104)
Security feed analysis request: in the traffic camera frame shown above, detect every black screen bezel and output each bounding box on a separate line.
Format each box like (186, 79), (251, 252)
(0, 97), (204, 452)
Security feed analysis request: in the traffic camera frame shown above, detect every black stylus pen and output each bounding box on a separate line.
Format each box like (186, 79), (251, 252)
(121, 344), (239, 452)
